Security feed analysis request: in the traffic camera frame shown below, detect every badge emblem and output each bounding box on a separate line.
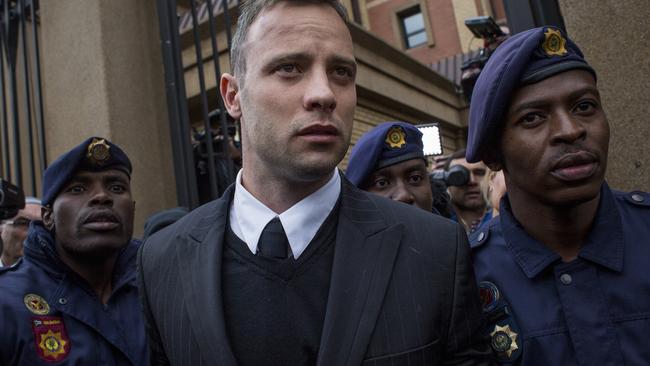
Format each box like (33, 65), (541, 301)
(490, 324), (519, 359)
(32, 316), (71, 362)
(478, 281), (500, 313)
(542, 28), (567, 56)
(385, 126), (407, 149)
(86, 137), (111, 165)
(24, 294), (50, 315)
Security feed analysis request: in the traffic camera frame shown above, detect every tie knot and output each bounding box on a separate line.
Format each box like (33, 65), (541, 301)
(257, 217), (289, 259)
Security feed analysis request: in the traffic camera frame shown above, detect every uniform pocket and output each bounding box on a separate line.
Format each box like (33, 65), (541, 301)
(362, 339), (440, 366)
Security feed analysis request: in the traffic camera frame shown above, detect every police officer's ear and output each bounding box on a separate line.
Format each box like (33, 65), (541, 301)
(41, 206), (54, 230)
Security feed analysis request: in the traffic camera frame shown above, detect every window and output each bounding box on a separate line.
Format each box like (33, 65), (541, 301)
(399, 6), (427, 49)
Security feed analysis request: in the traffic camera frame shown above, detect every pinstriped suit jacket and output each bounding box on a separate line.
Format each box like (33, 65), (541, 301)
(138, 178), (492, 365)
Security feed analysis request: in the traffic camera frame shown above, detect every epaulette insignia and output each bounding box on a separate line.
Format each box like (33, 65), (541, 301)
(626, 191), (650, 207)
(86, 137), (111, 165)
(385, 126), (407, 149)
(542, 28), (567, 57)
(32, 316), (71, 362)
(24, 293), (50, 315)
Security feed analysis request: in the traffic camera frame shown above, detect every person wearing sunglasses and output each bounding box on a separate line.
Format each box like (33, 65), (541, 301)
(0, 196), (41, 267)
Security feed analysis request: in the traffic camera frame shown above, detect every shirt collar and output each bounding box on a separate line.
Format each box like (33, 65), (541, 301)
(500, 182), (624, 279)
(229, 169), (341, 259)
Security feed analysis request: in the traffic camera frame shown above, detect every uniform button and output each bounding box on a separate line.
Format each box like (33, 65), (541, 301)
(58, 297), (67, 305)
(632, 194), (644, 202)
(560, 273), (572, 285)
(477, 232), (485, 242)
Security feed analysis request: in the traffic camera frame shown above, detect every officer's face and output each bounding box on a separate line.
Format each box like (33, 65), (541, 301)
(42, 169), (135, 260)
(0, 203), (40, 265)
(364, 158), (433, 212)
(498, 69), (609, 206)
(448, 158), (488, 210)
(221, 2), (356, 184)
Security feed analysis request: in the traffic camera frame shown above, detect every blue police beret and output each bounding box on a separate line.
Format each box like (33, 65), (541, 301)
(466, 26), (596, 163)
(42, 137), (132, 206)
(346, 121), (425, 187)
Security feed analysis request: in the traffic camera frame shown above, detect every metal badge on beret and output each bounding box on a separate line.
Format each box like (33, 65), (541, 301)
(542, 28), (567, 57)
(86, 137), (111, 165)
(385, 126), (407, 149)
(24, 293), (50, 315)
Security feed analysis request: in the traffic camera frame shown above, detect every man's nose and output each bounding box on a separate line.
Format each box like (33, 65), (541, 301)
(551, 110), (587, 144)
(89, 187), (113, 206)
(391, 183), (415, 205)
(303, 70), (336, 113)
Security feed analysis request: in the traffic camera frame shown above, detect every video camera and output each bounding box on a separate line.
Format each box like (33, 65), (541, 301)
(429, 165), (470, 218)
(0, 179), (25, 221)
(460, 16), (507, 102)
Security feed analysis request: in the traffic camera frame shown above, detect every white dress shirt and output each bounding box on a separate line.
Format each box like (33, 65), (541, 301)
(229, 169), (341, 259)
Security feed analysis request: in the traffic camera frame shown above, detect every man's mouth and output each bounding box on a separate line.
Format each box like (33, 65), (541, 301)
(82, 211), (120, 231)
(551, 151), (599, 181)
(297, 124), (340, 143)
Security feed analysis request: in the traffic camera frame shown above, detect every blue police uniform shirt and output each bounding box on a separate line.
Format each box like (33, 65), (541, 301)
(470, 183), (650, 365)
(0, 223), (147, 365)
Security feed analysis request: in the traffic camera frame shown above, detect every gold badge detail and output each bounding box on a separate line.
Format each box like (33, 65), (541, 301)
(490, 324), (519, 358)
(542, 28), (567, 56)
(24, 294), (50, 315)
(38, 329), (68, 359)
(86, 138), (111, 165)
(385, 126), (407, 149)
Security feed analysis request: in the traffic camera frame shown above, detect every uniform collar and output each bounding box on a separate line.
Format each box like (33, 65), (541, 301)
(23, 223), (139, 287)
(501, 182), (624, 279)
(230, 169), (341, 258)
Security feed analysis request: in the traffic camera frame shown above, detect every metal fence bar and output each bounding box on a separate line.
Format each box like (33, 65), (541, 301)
(189, 0), (219, 200)
(18, 0), (35, 195)
(5, 1), (23, 188)
(0, 30), (9, 179)
(156, 0), (200, 208)
(30, 0), (46, 172)
(205, 0), (233, 184)
(221, 0), (232, 50)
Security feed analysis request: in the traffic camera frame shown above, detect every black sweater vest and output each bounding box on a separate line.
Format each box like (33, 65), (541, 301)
(222, 205), (339, 366)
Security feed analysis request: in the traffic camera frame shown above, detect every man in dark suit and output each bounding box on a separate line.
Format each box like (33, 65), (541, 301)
(137, 0), (490, 364)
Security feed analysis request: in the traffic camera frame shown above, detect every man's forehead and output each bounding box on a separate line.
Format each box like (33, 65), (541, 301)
(246, 2), (352, 48)
(68, 169), (130, 181)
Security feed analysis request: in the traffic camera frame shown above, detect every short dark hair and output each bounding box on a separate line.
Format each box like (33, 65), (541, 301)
(230, 0), (349, 85)
(444, 148), (467, 171)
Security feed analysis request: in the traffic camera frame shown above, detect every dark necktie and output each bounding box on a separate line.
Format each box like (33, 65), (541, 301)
(257, 217), (289, 259)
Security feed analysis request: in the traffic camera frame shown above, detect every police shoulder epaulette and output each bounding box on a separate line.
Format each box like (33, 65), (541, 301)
(470, 226), (491, 249)
(622, 191), (650, 207)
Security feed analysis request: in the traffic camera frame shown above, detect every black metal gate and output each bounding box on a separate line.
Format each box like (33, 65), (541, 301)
(156, 0), (240, 209)
(0, 0), (46, 198)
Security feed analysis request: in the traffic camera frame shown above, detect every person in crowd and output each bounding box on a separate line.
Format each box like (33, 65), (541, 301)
(467, 26), (650, 364)
(445, 149), (491, 233)
(0, 196), (41, 267)
(346, 121), (435, 213)
(0, 137), (147, 365)
(138, 0), (491, 364)
(485, 170), (506, 217)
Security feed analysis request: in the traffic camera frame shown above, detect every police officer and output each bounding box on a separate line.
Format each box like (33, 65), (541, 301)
(466, 26), (650, 365)
(346, 121), (434, 212)
(0, 137), (147, 365)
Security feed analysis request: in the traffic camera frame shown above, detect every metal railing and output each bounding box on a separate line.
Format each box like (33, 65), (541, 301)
(156, 0), (239, 209)
(0, 0), (45, 197)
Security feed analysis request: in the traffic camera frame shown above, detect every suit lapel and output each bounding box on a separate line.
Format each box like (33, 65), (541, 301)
(176, 187), (237, 366)
(318, 181), (403, 366)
